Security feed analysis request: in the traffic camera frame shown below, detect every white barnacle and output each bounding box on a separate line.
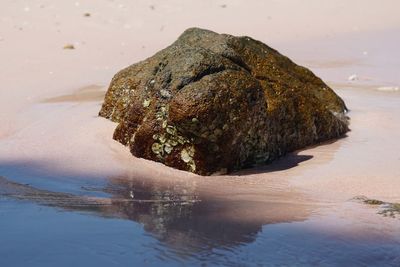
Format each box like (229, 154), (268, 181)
(160, 89), (171, 98)
(180, 149), (191, 163)
(143, 99), (151, 108)
(166, 125), (177, 135)
(177, 135), (186, 144)
(169, 139), (178, 146)
(155, 111), (164, 120)
(130, 133), (136, 143)
(160, 106), (167, 114)
(159, 134), (167, 144)
(188, 161), (196, 172)
(151, 142), (163, 154)
(187, 146), (195, 157)
(164, 143), (173, 154)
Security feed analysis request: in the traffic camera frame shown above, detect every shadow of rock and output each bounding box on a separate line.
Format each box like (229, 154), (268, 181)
(234, 153), (313, 175)
(41, 84), (106, 103)
(233, 136), (347, 176)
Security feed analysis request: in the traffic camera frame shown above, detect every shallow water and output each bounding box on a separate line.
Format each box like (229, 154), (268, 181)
(1, 174), (399, 267)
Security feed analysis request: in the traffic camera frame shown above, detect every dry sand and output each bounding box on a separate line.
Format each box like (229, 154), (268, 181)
(1, 0), (400, 225)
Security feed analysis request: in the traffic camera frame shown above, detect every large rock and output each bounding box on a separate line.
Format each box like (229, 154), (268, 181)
(99, 28), (349, 175)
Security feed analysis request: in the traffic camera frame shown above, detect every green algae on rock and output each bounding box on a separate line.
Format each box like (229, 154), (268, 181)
(99, 28), (349, 175)
(354, 196), (400, 218)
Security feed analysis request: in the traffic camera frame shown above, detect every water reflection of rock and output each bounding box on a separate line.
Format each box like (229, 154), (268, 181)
(0, 175), (314, 251)
(104, 177), (265, 249)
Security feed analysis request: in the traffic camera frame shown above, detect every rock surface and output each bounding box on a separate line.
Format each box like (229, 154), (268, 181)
(99, 28), (349, 175)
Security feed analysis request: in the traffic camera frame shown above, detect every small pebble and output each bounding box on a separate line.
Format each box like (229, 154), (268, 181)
(63, 44), (75, 50)
(348, 74), (358, 81)
(377, 86), (399, 92)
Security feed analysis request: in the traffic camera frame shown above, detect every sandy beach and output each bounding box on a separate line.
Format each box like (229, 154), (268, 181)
(1, 0), (400, 266)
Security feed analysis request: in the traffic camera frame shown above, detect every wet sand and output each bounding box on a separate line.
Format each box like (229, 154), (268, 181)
(1, 0), (400, 265)
(41, 85), (106, 103)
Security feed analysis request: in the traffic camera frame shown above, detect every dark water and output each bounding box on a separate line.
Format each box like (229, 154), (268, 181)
(0, 170), (400, 266)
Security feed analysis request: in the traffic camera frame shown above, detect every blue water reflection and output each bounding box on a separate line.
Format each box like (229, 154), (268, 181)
(0, 175), (399, 266)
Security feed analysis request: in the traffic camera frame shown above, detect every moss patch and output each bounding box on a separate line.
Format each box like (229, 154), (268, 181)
(354, 196), (400, 219)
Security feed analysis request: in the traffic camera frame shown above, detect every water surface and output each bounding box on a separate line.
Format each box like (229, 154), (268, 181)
(1, 174), (399, 267)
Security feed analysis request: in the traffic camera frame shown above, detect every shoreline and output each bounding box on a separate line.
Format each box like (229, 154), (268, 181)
(1, 84), (399, 203)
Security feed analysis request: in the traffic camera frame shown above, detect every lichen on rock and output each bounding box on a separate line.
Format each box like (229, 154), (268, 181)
(99, 28), (349, 175)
